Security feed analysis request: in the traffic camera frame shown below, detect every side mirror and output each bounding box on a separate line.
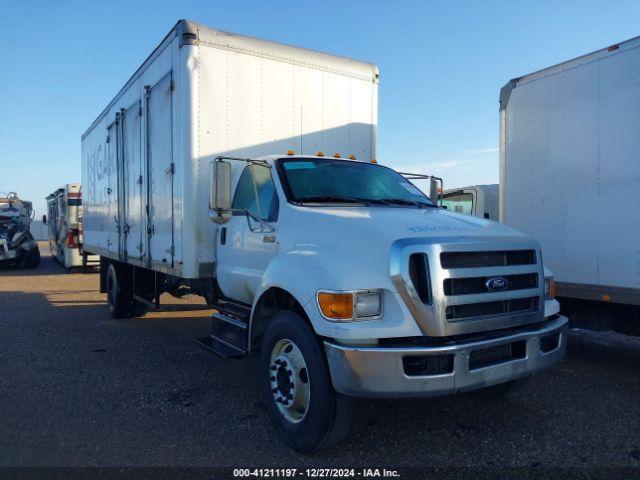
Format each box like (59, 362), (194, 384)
(209, 160), (232, 224)
(42, 214), (47, 224)
(429, 178), (439, 205)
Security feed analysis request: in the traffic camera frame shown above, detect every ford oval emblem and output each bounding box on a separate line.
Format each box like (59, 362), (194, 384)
(485, 276), (508, 291)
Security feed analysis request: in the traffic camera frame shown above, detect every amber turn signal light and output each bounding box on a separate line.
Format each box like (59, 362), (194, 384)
(318, 292), (353, 320)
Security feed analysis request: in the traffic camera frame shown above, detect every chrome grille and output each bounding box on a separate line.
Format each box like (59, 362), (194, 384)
(440, 250), (536, 269)
(390, 237), (545, 337)
(445, 297), (539, 320)
(443, 273), (538, 296)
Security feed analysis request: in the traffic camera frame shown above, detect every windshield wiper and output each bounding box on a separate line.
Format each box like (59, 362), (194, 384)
(295, 195), (370, 204)
(369, 198), (437, 208)
(295, 196), (437, 208)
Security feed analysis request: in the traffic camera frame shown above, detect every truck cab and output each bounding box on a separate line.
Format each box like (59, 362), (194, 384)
(441, 184), (499, 220)
(204, 154), (568, 452)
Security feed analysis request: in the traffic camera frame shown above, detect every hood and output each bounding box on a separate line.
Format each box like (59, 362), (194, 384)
(288, 205), (525, 242)
(277, 205), (534, 293)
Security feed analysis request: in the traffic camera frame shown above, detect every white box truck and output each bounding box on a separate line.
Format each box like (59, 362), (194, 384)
(441, 184), (499, 220)
(82, 20), (568, 452)
(44, 184), (99, 270)
(500, 36), (640, 335)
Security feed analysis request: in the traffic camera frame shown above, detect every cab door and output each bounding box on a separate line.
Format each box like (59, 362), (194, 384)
(216, 164), (279, 304)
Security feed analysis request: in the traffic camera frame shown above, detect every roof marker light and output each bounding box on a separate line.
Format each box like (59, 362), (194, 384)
(316, 151), (325, 157)
(286, 150), (295, 155)
(348, 154), (356, 160)
(370, 159), (378, 164)
(333, 153), (341, 158)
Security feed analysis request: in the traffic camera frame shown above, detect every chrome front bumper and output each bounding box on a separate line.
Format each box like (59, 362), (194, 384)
(324, 315), (569, 398)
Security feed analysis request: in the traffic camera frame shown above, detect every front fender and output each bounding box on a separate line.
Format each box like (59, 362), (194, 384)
(253, 251), (423, 340)
(252, 251), (320, 318)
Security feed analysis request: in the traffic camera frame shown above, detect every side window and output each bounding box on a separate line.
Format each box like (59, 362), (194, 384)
(441, 192), (473, 215)
(233, 165), (279, 221)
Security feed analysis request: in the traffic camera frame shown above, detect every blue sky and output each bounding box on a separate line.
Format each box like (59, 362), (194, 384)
(2, 0), (640, 216)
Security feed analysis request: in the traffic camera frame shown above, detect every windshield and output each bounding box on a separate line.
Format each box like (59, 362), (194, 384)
(277, 158), (434, 207)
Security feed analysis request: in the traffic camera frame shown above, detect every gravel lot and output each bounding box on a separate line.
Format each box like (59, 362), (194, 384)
(1, 243), (639, 471)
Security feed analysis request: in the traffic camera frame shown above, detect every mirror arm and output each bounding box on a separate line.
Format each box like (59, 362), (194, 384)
(212, 207), (274, 233)
(244, 210), (275, 233)
(214, 156), (271, 169)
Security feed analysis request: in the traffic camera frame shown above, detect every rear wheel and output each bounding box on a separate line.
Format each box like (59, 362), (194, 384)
(106, 263), (132, 319)
(260, 311), (353, 453)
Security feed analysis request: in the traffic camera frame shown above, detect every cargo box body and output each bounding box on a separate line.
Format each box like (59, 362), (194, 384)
(82, 20), (378, 278)
(500, 37), (640, 305)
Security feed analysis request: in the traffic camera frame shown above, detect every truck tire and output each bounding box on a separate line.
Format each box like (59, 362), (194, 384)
(260, 311), (353, 453)
(19, 246), (40, 269)
(106, 263), (132, 319)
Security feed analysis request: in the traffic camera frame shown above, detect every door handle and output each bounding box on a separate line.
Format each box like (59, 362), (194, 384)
(262, 234), (276, 243)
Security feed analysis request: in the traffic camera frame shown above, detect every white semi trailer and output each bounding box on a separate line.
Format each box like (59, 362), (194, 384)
(82, 20), (568, 452)
(500, 36), (640, 335)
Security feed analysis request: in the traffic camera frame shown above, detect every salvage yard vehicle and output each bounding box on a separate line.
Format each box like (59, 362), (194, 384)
(0, 192), (40, 269)
(82, 19), (569, 452)
(441, 184), (498, 220)
(500, 35), (640, 335)
(44, 184), (98, 270)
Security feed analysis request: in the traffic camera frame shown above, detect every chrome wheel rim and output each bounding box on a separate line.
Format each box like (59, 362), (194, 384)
(269, 338), (310, 423)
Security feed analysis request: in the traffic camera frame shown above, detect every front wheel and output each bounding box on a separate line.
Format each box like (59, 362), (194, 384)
(260, 311), (353, 453)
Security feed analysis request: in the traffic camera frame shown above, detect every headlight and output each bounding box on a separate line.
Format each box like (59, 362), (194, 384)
(355, 292), (382, 317)
(317, 290), (383, 321)
(544, 276), (555, 300)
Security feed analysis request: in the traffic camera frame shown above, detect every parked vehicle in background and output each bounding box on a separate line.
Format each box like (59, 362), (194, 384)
(82, 19), (568, 452)
(441, 184), (498, 220)
(500, 36), (640, 335)
(44, 184), (98, 270)
(0, 192), (40, 269)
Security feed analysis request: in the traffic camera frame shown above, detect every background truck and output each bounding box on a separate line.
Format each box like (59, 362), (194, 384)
(500, 36), (640, 335)
(0, 192), (40, 269)
(44, 184), (98, 270)
(441, 184), (498, 220)
(82, 19), (568, 452)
